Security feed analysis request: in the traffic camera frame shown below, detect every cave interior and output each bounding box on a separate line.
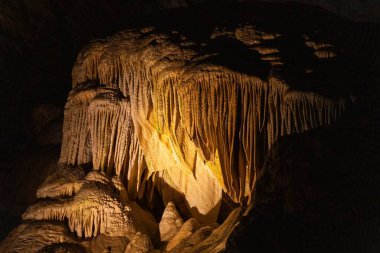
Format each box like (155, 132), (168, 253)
(0, 0), (379, 252)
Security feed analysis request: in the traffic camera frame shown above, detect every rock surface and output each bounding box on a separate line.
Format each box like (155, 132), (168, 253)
(61, 1), (352, 224)
(1, 1), (379, 252)
(0, 221), (77, 253)
(159, 201), (184, 242)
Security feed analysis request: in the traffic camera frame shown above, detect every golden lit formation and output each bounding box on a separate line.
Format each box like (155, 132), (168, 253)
(1, 19), (348, 253)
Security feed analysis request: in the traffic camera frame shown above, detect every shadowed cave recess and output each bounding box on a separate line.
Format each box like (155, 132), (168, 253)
(0, 0), (380, 252)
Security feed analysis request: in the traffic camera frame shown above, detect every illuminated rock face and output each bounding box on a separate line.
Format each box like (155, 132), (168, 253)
(1, 2), (357, 252)
(60, 24), (346, 223)
(1, 165), (241, 252)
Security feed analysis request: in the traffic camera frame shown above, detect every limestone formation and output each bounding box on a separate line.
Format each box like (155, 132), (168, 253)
(62, 23), (346, 223)
(1, 179), (240, 252)
(60, 82), (147, 201)
(6, 168), (157, 252)
(159, 201), (184, 242)
(166, 218), (200, 251)
(1, 2), (356, 252)
(23, 171), (136, 238)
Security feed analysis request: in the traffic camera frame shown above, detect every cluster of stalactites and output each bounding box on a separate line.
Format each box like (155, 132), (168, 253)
(59, 81), (146, 200)
(68, 28), (346, 206)
(175, 72), (345, 203)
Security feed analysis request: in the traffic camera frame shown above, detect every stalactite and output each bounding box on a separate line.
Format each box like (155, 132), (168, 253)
(59, 81), (109, 166)
(65, 25), (347, 222)
(87, 89), (130, 172)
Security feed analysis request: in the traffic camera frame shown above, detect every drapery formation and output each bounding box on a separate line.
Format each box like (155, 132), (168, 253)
(60, 26), (346, 222)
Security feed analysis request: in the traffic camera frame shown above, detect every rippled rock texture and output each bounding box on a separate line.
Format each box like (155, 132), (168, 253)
(62, 2), (351, 223)
(2, 1), (379, 252)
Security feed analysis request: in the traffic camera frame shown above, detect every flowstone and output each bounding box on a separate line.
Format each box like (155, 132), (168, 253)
(1, 2), (359, 252)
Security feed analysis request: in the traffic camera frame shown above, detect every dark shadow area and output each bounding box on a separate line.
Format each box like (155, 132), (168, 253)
(0, 0), (161, 150)
(0, 144), (61, 240)
(138, 1), (380, 100)
(227, 90), (380, 252)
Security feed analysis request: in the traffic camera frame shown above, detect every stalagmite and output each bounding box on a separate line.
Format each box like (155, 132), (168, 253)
(159, 201), (184, 242)
(166, 218), (200, 251)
